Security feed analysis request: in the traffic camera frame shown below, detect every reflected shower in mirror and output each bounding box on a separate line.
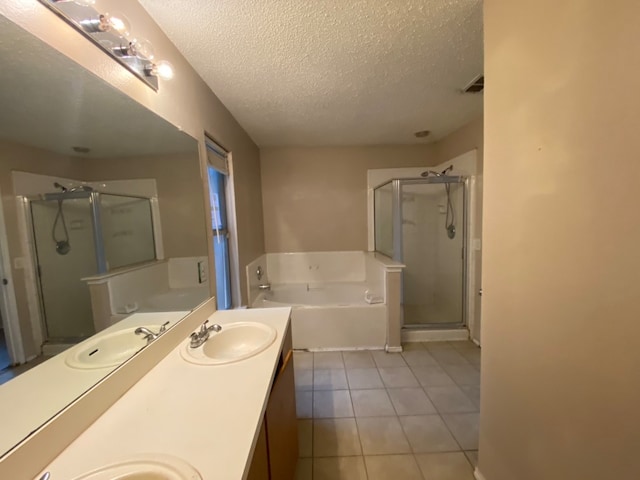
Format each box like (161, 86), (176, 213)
(0, 14), (210, 457)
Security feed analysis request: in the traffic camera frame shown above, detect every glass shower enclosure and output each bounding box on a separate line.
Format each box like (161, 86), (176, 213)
(29, 190), (156, 343)
(374, 176), (467, 328)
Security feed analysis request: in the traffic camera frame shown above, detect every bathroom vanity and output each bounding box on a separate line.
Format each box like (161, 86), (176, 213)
(30, 306), (297, 480)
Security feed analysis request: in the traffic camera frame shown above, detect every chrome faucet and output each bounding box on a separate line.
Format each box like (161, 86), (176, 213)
(189, 320), (222, 348)
(135, 321), (170, 344)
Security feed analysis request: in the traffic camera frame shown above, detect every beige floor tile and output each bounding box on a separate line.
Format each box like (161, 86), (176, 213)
(399, 415), (460, 453)
(343, 351), (376, 369)
(459, 385), (480, 408)
(298, 419), (313, 458)
(314, 351), (345, 369)
(295, 369), (314, 391)
(356, 416), (412, 455)
(460, 348), (481, 365)
(402, 349), (439, 367)
(313, 418), (362, 457)
(378, 367), (419, 388)
(365, 454), (423, 480)
(296, 390), (313, 419)
(402, 342), (426, 351)
(415, 452), (475, 480)
(410, 365), (456, 387)
(313, 390), (354, 418)
(351, 389), (396, 417)
(314, 369), (349, 390)
(347, 368), (384, 389)
(372, 350), (407, 367)
(429, 348), (470, 366)
(295, 458), (312, 480)
(447, 341), (476, 351)
(464, 450), (478, 467)
(294, 351), (314, 370)
(442, 413), (480, 450)
(314, 456), (368, 480)
(424, 386), (478, 413)
(441, 364), (480, 386)
(387, 388), (437, 415)
(422, 341), (451, 350)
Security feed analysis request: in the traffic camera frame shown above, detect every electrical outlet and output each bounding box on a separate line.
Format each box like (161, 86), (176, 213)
(197, 261), (208, 284)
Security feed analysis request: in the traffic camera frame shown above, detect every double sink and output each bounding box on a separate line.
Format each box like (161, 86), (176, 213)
(57, 319), (278, 479)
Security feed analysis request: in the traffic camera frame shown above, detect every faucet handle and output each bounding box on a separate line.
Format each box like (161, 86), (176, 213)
(159, 321), (170, 333)
(199, 320), (209, 334)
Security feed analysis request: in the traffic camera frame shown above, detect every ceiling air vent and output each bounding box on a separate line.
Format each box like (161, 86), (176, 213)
(462, 75), (484, 93)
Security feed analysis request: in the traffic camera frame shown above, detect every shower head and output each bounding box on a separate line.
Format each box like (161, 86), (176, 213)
(440, 165), (453, 175)
(53, 182), (68, 192)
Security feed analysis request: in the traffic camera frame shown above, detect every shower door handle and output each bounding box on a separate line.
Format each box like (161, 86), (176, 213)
(2, 278), (7, 285)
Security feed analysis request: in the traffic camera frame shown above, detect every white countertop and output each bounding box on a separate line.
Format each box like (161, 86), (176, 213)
(0, 311), (188, 458)
(39, 307), (292, 480)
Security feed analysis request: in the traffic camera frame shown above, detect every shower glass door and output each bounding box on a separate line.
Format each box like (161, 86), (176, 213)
(30, 198), (97, 341)
(400, 180), (465, 327)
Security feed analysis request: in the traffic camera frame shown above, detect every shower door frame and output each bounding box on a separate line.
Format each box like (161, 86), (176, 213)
(374, 176), (469, 329)
(24, 191), (158, 344)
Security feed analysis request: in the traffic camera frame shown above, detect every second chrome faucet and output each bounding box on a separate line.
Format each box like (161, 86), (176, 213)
(189, 320), (222, 348)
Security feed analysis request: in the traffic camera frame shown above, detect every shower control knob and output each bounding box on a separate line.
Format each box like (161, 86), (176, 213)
(2, 278), (7, 285)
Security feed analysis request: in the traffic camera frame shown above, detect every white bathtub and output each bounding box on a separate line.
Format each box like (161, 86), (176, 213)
(253, 283), (387, 350)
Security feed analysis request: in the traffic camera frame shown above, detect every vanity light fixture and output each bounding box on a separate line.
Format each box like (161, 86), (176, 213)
(145, 60), (175, 81)
(38, 0), (176, 90)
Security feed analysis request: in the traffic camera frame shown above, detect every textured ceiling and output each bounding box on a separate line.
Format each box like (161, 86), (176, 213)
(0, 15), (196, 159)
(139, 0), (483, 146)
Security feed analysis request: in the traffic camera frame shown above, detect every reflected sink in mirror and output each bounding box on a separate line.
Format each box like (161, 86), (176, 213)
(181, 322), (277, 365)
(65, 327), (151, 370)
(68, 454), (201, 480)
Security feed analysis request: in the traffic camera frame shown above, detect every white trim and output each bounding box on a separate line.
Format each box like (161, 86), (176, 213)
(16, 196), (45, 354)
(474, 467), (487, 480)
(0, 188), (25, 365)
(224, 153), (242, 309)
(402, 328), (470, 342)
(385, 345), (403, 353)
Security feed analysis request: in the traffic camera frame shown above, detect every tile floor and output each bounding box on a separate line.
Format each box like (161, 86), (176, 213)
(293, 341), (480, 480)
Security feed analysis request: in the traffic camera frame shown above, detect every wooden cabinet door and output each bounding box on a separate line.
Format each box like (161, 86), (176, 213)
(265, 349), (298, 480)
(246, 421), (269, 480)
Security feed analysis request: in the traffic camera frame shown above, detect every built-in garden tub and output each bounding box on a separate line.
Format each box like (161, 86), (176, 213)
(247, 251), (405, 351)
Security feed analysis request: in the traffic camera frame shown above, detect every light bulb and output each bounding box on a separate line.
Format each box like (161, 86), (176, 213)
(103, 12), (131, 37)
(80, 11), (130, 37)
(130, 38), (155, 60)
(146, 60), (174, 81)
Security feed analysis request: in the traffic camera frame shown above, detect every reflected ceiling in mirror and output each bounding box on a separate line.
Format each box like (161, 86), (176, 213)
(0, 14), (208, 458)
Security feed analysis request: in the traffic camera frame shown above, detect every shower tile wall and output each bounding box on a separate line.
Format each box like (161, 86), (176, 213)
(31, 199), (96, 339)
(402, 184), (464, 326)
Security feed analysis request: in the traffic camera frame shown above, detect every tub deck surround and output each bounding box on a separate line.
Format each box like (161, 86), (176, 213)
(38, 307), (293, 480)
(248, 251), (405, 351)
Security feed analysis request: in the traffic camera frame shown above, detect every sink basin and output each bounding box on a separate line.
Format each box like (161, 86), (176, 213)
(65, 327), (149, 370)
(70, 454), (201, 479)
(181, 322), (277, 365)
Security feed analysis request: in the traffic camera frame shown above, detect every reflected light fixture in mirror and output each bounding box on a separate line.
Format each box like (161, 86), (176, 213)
(41, 0), (176, 90)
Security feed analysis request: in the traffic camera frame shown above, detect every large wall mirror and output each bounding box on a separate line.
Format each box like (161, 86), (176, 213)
(0, 14), (210, 457)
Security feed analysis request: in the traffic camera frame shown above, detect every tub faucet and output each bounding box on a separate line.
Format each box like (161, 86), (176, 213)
(135, 321), (170, 344)
(189, 320), (222, 348)
(258, 283), (271, 291)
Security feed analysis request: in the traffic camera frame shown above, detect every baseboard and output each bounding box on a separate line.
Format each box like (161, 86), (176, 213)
(402, 328), (469, 342)
(385, 345), (403, 353)
(298, 346), (385, 352)
(474, 467), (487, 480)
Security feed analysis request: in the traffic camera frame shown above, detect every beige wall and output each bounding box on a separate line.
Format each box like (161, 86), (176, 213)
(82, 153), (208, 260)
(0, 140), (78, 356)
(261, 145), (439, 252)
(480, 1), (639, 479)
(0, 1), (264, 305)
(435, 116), (483, 171)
